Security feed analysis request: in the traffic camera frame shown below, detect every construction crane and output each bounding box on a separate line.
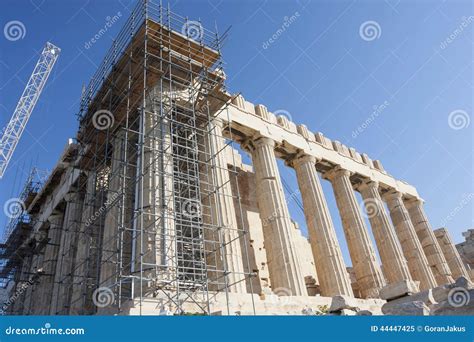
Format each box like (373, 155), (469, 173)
(0, 42), (61, 179)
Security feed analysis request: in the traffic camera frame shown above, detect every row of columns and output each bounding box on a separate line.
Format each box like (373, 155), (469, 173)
(236, 132), (461, 299)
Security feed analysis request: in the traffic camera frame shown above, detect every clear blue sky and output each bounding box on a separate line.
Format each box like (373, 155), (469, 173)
(0, 0), (472, 267)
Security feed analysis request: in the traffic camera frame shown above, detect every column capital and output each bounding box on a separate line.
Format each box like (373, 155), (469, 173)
(287, 153), (319, 168)
(323, 165), (351, 181)
(241, 135), (275, 153)
(47, 212), (64, 224)
(64, 190), (81, 202)
(211, 117), (228, 129)
(433, 227), (449, 237)
(382, 189), (403, 202)
(356, 179), (379, 192)
(254, 135), (275, 148)
(403, 196), (424, 209)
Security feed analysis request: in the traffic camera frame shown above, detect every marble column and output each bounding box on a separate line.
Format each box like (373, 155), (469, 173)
(36, 211), (65, 315)
(291, 154), (353, 297)
(99, 132), (125, 291)
(134, 104), (176, 294)
(357, 180), (414, 285)
(245, 136), (306, 295)
(205, 118), (246, 293)
(12, 254), (33, 315)
(50, 190), (84, 315)
(405, 198), (454, 285)
(70, 171), (99, 315)
(21, 233), (45, 315)
(383, 190), (437, 290)
(434, 228), (470, 280)
(325, 167), (385, 298)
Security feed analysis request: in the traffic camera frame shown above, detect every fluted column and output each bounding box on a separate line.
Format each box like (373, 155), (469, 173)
(36, 211), (64, 315)
(434, 228), (470, 280)
(206, 119), (246, 293)
(70, 171), (98, 315)
(383, 190), (437, 290)
(100, 132), (125, 291)
(291, 154), (353, 297)
(134, 105), (175, 293)
(13, 254), (34, 315)
(405, 198), (454, 285)
(245, 136), (306, 295)
(22, 232), (45, 315)
(51, 190), (84, 315)
(357, 180), (414, 285)
(324, 167), (385, 298)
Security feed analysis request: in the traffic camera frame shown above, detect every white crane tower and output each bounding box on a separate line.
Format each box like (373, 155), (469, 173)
(0, 42), (61, 179)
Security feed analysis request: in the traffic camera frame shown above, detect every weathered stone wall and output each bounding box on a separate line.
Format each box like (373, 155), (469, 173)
(456, 229), (474, 280)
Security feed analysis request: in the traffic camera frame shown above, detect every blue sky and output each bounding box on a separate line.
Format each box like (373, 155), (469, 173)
(0, 0), (472, 267)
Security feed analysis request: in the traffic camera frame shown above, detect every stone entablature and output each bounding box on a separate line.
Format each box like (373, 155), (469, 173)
(223, 95), (418, 199)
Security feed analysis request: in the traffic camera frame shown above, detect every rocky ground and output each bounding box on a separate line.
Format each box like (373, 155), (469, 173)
(327, 276), (473, 316)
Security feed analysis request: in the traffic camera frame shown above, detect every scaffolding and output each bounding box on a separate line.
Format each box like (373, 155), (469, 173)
(0, 168), (49, 314)
(46, 0), (255, 315)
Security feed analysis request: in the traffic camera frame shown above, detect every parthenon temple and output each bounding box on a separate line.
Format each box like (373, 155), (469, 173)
(1, 0), (471, 316)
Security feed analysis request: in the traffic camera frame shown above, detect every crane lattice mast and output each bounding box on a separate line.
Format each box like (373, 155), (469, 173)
(0, 42), (61, 179)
